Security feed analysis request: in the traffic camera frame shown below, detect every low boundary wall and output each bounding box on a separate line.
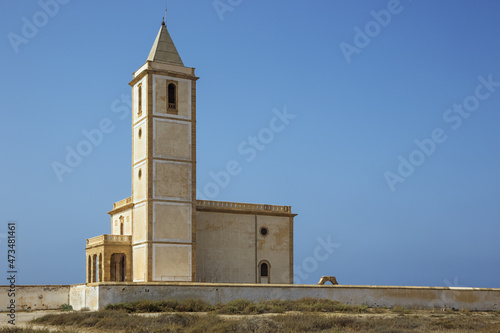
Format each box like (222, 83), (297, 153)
(0, 285), (70, 311)
(1, 283), (499, 312)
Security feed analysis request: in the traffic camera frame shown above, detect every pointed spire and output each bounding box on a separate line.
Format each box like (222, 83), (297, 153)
(147, 22), (184, 66)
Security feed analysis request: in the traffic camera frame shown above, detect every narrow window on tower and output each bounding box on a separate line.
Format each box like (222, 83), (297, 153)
(137, 83), (143, 116)
(119, 216), (124, 235)
(167, 82), (177, 114)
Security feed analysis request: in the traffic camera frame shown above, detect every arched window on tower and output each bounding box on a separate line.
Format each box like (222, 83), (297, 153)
(119, 216), (124, 235)
(259, 260), (270, 284)
(167, 83), (177, 113)
(137, 83), (143, 116)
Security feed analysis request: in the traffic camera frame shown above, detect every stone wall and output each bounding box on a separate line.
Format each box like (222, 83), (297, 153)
(74, 283), (500, 311)
(1, 284), (498, 312)
(0, 285), (70, 311)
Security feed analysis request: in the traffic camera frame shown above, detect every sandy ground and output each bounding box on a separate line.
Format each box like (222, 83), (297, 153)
(0, 311), (61, 331)
(0, 310), (60, 326)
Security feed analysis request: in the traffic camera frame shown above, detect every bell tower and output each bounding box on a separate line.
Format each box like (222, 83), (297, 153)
(129, 20), (198, 282)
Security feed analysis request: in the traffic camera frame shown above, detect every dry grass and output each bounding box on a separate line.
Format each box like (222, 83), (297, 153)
(105, 299), (213, 313)
(30, 299), (500, 333)
(105, 297), (369, 314)
(0, 327), (77, 333)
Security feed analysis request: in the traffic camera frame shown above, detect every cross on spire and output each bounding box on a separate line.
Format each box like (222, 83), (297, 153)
(164, 0), (168, 26)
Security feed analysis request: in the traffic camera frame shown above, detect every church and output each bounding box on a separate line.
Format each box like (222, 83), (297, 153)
(85, 20), (296, 285)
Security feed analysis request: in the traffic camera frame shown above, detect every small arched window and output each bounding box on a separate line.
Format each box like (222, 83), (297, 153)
(258, 260), (271, 283)
(167, 83), (177, 113)
(119, 216), (124, 235)
(260, 262), (268, 277)
(137, 83), (143, 116)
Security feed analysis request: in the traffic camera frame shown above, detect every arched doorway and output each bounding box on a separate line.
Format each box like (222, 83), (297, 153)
(110, 253), (126, 282)
(92, 254), (98, 283)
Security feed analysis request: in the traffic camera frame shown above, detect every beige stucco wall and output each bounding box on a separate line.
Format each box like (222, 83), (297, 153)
(132, 203), (147, 244)
(68, 284), (87, 310)
(3, 284), (498, 312)
(154, 76), (167, 113)
(0, 285), (70, 311)
(111, 209), (132, 235)
(153, 119), (191, 160)
(153, 75), (191, 119)
(153, 244), (192, 281)
(177, 81), (190, 118)
(133, 245), (147, 282)
(69, 284), (98, 311)
(133, 120), (146, 163)
(196, 211), (292, 284)
(132, 162), (147, 203)
(153, 161), (192, 200)
(257, 215), (291, 284)
(196, 211), (255, 283)
(153, 202), (191, 242)
(64, 283), (500, 312)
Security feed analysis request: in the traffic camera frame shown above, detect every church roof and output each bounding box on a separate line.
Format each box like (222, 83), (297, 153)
(147, 21), (184, 66)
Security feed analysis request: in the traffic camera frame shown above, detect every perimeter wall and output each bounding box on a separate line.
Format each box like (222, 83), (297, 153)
(1, 283), (498, 312)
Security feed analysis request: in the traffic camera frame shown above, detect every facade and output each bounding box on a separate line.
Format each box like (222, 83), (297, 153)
(85, 21), (296, 284)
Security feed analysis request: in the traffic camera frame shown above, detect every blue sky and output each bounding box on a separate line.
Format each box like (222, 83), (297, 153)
(1, 0), (499, 288)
